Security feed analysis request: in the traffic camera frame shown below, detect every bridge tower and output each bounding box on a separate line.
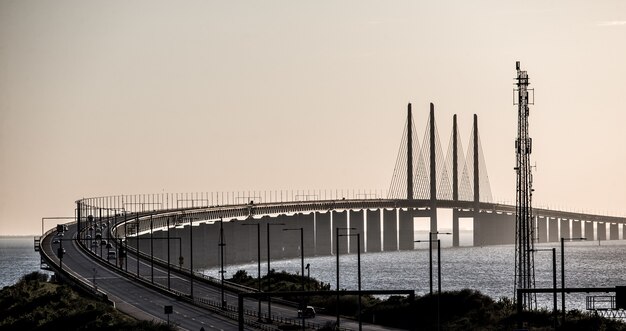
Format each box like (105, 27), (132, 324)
(513, 61), (536, 308)
(407, 103), (414, 200)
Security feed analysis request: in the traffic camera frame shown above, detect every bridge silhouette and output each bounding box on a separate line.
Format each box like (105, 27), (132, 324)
(71, 103), (626, 268)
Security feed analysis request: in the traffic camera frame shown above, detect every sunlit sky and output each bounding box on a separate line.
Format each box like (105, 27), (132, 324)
(1, 1), (625, 235)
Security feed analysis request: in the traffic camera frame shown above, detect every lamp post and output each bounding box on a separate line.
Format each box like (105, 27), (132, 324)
(530, 248), (557, 329)
(561, 237), (585, 325)
(335, 227), (355, 328)
(266, 222), (285, 322)
(416, 233), (450, 331)
(427, 232), (451, 294)
(284, 227), (305, 331)
(339, 233), (362, 331)
(242, 222), (262, 320)
(218, 217), (226, 309)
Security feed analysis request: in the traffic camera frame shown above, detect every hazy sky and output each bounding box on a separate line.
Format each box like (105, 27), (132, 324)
(1, 1), (625, 235)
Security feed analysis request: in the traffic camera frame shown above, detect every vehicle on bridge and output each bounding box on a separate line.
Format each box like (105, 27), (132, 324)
(297, 306), (316, 318)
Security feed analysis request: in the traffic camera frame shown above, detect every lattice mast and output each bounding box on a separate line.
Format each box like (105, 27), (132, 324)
(513, 61), (536, 308)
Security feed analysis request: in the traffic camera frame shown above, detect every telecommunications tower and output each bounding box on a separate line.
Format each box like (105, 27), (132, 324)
(513, 61), (536, 308)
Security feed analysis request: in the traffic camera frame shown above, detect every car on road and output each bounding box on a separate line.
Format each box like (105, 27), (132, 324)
(297, 306), (316, 318)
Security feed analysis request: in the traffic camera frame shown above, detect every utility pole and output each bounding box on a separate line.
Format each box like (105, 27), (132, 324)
(513, 61), (536, 309)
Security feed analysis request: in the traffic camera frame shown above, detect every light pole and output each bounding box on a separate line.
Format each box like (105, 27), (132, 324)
(218, 217), (226, 309)
(561, 237), (585, 325)
(335, 227), (355, 328)
(427, 232), (451, 295)
(242, 222), (262, 320)
(284, 227), (305, 331)
(530, 248), (557, 329)
(416, 233), (450, 331)
(339, 233), (362, 331)
(267, 222), (285, 322)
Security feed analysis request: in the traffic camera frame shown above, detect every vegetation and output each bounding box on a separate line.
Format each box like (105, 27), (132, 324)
(229, 270), (626, 330)
(0, 272), (174, 331)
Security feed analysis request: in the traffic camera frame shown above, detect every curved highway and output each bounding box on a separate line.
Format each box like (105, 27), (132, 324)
(43, 222), (402, 331)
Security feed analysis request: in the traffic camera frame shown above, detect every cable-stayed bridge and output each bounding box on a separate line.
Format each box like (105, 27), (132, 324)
(36, 103), (626, 329)
(69, 103), (626, 267)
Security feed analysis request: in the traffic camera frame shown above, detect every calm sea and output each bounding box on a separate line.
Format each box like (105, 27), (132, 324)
(202, 234), (626, 312)
(4, 235), (624, 313)
(0, 236), (51, 288)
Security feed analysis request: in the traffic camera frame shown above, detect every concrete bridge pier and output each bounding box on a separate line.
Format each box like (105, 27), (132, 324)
(537, 216), (548, 243)
(597, 222), (607, 241)
(332, 211), (348, 254)
(473, 212), (515, 246)
(572, 220), (582, 239)
(399, 209), (415, 250)
(383, 209), (398, 251)
(610, 223), (619, 240)
(366, 209), (381, 253)
(452, 209), (460, 247)
(585, 221), (595, 241)
(473, 212), (482, 246)
(268, 216), (286, 261)
(548, 217), (559, 242)
(280, 214), (301, 259)
(349, 210), (365, 253)
(315, 212), (331, 255)
(300, 213), (315, 257)
(560, 218), (571, 239)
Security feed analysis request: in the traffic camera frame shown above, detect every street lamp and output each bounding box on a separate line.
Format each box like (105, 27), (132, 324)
(242, 222), (262, 320)
(426, 232), (451, 295)
(339, 233), (362, 331)
(530, 248), (557, 329)
(416, 232), (450, 331)
(561, 237), (586, 325)
(218, 217), (226, 309)
(267, 221), (285, 322)
(283, 227), (305, 331)
(336, 227), (355, 328)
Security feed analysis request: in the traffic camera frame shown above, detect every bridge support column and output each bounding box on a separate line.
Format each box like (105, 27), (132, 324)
(452, 209), (459, 247)
(268, 215), (286, 259)
(473, 212), (482, 246)
(349, 210), (365, 253)
(548, 217), (559, 242)
(585, 221), (595, 241)
(597, 222), (607, 241)
(610, 223), (619, 240)
(537, 216), (548, 243)
(315, 212), (331, 256)
(333, 211), (348, 254)
(399, 209), (415, 250)
(560, 219), (570, 239)
(366, 209), (381, 253)
(299, 213), (315, 257)
(383, 209), (398, 251)
(474, 212), (515, 246)
(571, 220), (582, 239)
